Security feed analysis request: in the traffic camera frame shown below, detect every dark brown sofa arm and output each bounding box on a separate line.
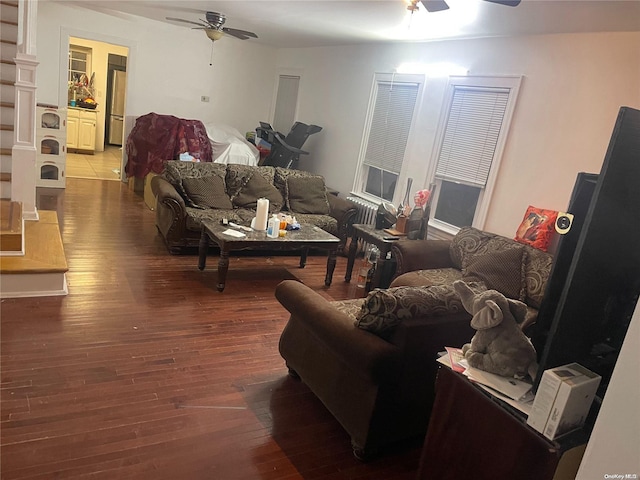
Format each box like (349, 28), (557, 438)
(151, 175), (189, 253)
(276, 280), (401, 383)
(327, 194), (358, 242)
(392, 239), (454, 277)
(151, 175), (185, 208)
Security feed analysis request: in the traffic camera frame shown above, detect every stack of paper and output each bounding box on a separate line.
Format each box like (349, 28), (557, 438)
(438, 347), (535, 415)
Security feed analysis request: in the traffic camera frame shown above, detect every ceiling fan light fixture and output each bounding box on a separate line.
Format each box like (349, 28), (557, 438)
(205, 29), (224, 41)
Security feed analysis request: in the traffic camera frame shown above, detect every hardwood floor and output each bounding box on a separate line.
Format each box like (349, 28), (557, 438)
(1, 178), (422, 479)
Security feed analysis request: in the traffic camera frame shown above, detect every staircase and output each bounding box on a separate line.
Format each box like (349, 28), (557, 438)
(1, 0), (17, 206)
(0, 0), (68, 298)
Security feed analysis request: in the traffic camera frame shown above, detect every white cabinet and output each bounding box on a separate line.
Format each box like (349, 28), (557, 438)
(66, 113), (79, 149)
(67, 107), (96, 152)
(36, 105), (66, 188)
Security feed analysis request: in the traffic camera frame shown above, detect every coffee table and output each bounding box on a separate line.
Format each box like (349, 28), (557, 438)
(198, 220), (340, 292)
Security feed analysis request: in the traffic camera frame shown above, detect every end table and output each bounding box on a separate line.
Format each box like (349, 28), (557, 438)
(345, 224), (404, 291)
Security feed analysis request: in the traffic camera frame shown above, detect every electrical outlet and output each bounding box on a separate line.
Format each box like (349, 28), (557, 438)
(201, 96), (210, 103)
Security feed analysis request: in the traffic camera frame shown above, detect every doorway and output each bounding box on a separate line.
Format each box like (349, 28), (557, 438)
(60, 31), (130, 182)
(272, 75), (300, 134)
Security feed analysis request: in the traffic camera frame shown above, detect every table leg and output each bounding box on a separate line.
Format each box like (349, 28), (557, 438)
(325, 249), (337, 286)
(345, 232), (359, 282)
(299, 246), (309, 268)
(217, 250), (230, 292)
(198, 228), (209, 271)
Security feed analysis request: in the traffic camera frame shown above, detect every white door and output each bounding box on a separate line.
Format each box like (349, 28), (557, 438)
(272, 75), (300, 134)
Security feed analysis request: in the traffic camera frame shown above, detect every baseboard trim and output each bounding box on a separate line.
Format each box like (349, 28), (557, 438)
(0, 272), (68, 298)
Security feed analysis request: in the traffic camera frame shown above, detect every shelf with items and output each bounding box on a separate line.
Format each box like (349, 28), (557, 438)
(36, 158), (66, 189)
(36, 105), (66, 189)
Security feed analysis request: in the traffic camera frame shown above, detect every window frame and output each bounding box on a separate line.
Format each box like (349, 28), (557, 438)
(68, 45), (92, 83)
(352, 73), (424, 206)
(426, 75), (522, 236)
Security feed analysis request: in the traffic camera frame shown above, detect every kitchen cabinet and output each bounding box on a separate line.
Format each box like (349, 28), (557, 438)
(67, 107), (97, 153)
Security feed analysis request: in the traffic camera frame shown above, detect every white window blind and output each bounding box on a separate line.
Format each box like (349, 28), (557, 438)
(435, 87), (509, 186)
(363, 81), (419, 175)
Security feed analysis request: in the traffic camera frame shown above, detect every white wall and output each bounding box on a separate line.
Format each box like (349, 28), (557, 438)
(277, 32), (640, 238)
(36, 2), (278, 140)
(576, 303), (640, 479)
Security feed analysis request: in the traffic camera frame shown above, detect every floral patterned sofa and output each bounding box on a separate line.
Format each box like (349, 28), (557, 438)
(151, 161), (357, 253)
(276, 226), (553, 459)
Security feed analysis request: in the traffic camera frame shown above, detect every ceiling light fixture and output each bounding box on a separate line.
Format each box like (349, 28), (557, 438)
(205, 29), (224, 42)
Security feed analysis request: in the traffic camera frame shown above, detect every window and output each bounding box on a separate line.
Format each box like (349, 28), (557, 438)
(429, 76), (521, 233)
(68, 45), (91, 83)
(354, 74), (421, 203)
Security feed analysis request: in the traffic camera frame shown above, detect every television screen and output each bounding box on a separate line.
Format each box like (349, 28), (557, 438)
(531, 106), (640, 400)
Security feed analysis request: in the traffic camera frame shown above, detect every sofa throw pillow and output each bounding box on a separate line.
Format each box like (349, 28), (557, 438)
(354, 284), (470, 336)
(232, 171), (283, 212)
(285, 176), (330, 214)
(462, 247), (526, 301)
(181, 175), (233, 210)
(515, 205), (558, 252)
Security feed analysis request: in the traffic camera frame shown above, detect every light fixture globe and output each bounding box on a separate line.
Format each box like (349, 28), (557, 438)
(205, 29), (224, 41)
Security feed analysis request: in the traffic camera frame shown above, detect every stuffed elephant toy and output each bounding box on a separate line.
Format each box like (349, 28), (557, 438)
(453, 280), (538, 379)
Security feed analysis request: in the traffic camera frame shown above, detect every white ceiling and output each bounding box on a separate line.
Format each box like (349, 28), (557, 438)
(53, 0), (640, 48)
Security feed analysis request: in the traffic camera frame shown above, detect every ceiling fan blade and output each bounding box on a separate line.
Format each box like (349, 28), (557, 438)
(483, 0), (521, 6)
(421, 0), (449, 12)
(223, 27), (258, 39)
(166, 17), (206, 27)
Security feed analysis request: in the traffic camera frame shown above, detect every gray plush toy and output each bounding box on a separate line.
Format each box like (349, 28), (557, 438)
(453, 280), (538, 380)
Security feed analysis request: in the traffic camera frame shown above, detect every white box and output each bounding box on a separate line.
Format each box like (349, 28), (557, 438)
(527, 363), (601, 440)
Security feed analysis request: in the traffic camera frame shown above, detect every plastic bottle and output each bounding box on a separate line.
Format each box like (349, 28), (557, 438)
(267, 215), (279, 238)
(364, 245), (380, 291)
(357, 244), (376, 288)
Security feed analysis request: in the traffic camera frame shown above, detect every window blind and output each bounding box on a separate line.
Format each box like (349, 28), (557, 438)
(363, 81), (419, 175)
(435, 87), (509, 186)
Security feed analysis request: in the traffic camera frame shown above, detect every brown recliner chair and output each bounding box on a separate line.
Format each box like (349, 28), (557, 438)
(275, 280), (474, 460)
(276, 227), (553, 459)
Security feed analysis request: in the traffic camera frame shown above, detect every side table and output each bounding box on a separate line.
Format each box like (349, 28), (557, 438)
(345, 224), (404, 291)
(417, 366), (590, 480)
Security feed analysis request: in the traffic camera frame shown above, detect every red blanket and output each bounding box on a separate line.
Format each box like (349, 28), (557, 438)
(125, 113), (213, 178)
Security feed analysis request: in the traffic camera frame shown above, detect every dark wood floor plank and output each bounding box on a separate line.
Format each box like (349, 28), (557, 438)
(1, 179), (421, 479)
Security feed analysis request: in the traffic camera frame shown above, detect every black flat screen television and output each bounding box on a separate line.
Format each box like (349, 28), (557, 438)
(530, 106), (640, 401)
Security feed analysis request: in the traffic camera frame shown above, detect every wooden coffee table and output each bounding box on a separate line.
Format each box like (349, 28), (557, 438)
(198, 220), (340, 292)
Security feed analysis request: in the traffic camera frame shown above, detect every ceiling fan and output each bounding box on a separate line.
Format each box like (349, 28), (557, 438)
(407, 0), (521, 13)
(166, 11), (258, 43)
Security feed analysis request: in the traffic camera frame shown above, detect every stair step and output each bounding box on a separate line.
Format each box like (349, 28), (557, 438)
(0, 5), (18, 28)
(0, 210), (68, 298)
(0, 103), (13, 124)
(0, 20), (19, 37)
(1, 210), (67, 272)
(0, 199), (21, 251)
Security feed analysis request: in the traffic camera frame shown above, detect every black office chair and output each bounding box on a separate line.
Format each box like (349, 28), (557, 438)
(259, 122), (323, 169)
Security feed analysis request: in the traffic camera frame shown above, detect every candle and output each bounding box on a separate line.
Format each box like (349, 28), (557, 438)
(255, 198), (269, 231)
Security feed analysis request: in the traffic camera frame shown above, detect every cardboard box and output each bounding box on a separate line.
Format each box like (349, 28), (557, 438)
(527, 363), (601, 440)
(128, 176), (144, 193)
(144, 173), (158, 210)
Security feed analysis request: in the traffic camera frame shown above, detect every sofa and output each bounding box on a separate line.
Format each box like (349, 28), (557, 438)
(276, 226), (553, 459)
(150, 161), (358, 253)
